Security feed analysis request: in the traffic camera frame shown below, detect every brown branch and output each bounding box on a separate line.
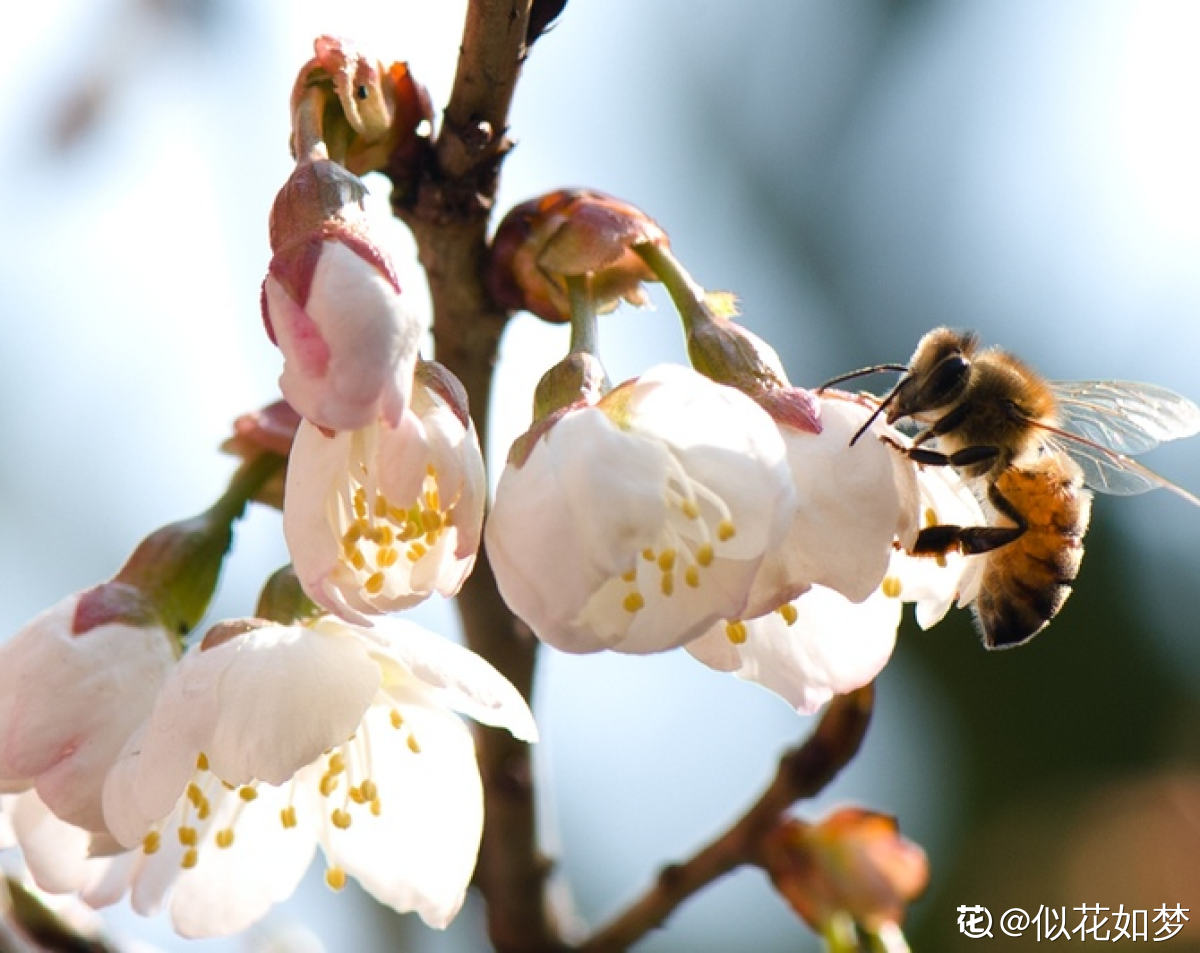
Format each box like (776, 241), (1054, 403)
(577, 684), (876, 953)
(390, 3), (565, 952)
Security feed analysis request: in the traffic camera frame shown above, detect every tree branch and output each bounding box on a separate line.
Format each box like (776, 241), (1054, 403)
(577, 684), (876, 953)
(391, 2), (566, 951)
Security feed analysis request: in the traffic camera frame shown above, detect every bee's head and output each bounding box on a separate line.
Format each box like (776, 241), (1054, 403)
(888, 327), (976, 423)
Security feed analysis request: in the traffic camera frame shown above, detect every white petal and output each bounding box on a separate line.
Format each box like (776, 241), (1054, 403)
(353, 618), (537, 743)
(183, 625), (380, 786)
(688, 585), (901, 714)
(329, 704), (482, 929)
(0, 595), (175, 832)
(165, 784), (316, 938)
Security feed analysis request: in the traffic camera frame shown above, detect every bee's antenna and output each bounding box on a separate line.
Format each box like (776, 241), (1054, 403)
(817, 363), (909, 393)
(849, 380), (904, 446)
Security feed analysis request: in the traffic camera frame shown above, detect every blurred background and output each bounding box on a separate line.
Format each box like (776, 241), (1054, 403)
(2, 0), (1199, 950)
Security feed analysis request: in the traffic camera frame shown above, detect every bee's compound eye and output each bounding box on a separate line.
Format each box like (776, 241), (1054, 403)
(925, 354), (970, 404)
(355, 84), (370, 101)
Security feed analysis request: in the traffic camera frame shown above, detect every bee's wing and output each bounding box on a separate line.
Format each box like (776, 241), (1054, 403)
(1050, 380), (1200, 454)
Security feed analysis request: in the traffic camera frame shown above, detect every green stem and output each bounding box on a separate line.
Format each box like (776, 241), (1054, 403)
(565, 274), (599, 356)
(633, 241), (712, 336)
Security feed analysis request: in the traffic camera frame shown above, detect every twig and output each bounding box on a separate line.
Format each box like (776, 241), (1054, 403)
(390, 2), (565, 951)
(577, 685), (876, 953)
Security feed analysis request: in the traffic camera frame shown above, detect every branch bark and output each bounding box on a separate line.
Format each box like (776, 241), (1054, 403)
(577, 684), (876, 953)
(391, 2), (565, 951)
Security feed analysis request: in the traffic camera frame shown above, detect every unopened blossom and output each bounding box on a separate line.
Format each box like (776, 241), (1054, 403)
(486, 363), (797, 654)
(262, 158), (425, 431)
(0, 589), (175, 834)
(688, 405), (985, 713)
(285, 361), (485, 622)
(761, 808), (928, 942)
(488, 189), (667, 323)
(101, 616), (536, 937)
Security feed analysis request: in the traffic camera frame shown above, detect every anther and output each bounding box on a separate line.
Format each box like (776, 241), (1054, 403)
(657, 549), (676, 572)
(681, 499), (700, 519)
(684, 566), (700, 588)
(178, 826), (198, 847)
(717, 520), (736, 541)
(280, 806), (298, 829)
(181, 848), (198, 869)
(390, 709), (403, 729)
(365, 571), (385, 594)
(238, 786), (258, 802)
(142, 831), (161, 854)
(778, 602), (799, 626)
(325, 867), (347, 891)
(215, 828), (235, 848)
(359, 779), (378, 802)
(406, 734), (422, 754)
(331, 809), (352, 830)
(925, 507), (938, 527)
(725, 620), (748, 645)
(881, 576), (902, 598)
(660, 574), (674, 596)
(642, 548), (655, 561)
(621, 568), (636, 583)
(622, 592), (645, 613)
(196, 752), (209, 771)
(696, 544), (714, 567)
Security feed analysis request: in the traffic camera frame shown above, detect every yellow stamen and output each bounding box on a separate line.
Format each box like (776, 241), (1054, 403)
(684, 566), (700, 588)
(215, 828), (234, 849)
(377, 547), (398, 568)
(696, 544), (714, 567)
(238, 786), (258, 802)
(725, 620), (748, 645)
(621, 568), (636, 583)
(349, 549), (367, 571)
(178, 826), (197, 847)
(331, 809), (352, 830)
(370, 798), (382, 817)
(195, 752), (209, 771)
(359, 779), (378, 802)
(280, 806), (298, 829)
(325, 867), (347, 891)
(936, 554), (947, 569)
(365, 571), (385, 594)
(622, 592), (645, 613)
(881, 576), (902, 598)
(142, 831), (161, 854)
(327, 753), (345, 775)
(181, 848), (198, 869)
(320, 774), (338, 797)
(406, 734), (422, 754)
(681, 498), (700, 519)
(390, 709), (403, 729)
(660, 574), (674, 596)
(642, 548), (656, 561)
(717, 520), (735, 541)
(924, 507), (938, 527)
(778, 602), (799, 626)
(657, 549), (676, 572)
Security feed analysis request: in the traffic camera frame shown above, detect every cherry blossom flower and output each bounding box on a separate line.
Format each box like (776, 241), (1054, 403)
(100, 616), (535, 937)
(687, 406), (986, 713)
(0, 590), (176, 834)
(285, 362), (485, 622)
(486, 363), (798, 654)
(262, 159), (426, 432)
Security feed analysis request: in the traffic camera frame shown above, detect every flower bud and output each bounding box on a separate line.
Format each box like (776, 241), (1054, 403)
(761, 808), (928, 938)
(290, 35), (432, 176)
(488, 189), (667, 322)
(263, 159), (426, 432)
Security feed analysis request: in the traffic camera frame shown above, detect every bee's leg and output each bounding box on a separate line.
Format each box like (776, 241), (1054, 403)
(911, 402), (973, 447)
(911, 483), (1027, 557)
(904, 445), (999, 469)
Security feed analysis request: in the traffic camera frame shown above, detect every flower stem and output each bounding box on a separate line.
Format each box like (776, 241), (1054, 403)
(578, 684), (876, 953)
(565, 274), (599, 356)
(633, 241), (712, 336)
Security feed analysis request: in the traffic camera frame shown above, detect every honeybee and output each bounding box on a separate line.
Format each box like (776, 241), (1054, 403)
(823, 327), (1200, 648)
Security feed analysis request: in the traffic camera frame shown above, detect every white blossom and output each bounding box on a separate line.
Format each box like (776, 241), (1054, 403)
(486, 364), (798, 654)
(99, 616), (535, 937)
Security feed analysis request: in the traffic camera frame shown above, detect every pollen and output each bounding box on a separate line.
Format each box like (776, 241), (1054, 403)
(622, 591), (645, 613)
(325, 867), (347, 891)
(881, 576), (902, 598)
(142, 831), (161, 854)
(924, 507), (938, 527)
(725, 620), (748, 645)
(777, 602), (799, 626)
(215, 828), (235, 849)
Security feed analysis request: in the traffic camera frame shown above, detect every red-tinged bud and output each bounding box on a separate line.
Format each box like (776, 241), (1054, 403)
(290, 35), (433, 176)
(219, 401), (299, 511)
(761, 808), (928, 939)
(488, 189), (668, 323)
